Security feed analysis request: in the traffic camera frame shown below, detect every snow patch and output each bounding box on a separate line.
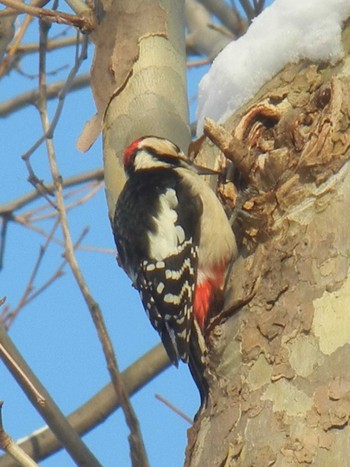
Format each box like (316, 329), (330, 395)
(197, 0), (350, 135)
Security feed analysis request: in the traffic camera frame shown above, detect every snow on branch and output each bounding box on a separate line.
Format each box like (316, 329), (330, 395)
(197, 0), (350, 135)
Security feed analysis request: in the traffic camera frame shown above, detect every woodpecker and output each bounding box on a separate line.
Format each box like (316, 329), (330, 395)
(113, 136), (237, 403)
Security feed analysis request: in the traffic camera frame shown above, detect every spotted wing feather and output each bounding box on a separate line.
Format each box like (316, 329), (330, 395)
(114, 168), (202, 366)
(137, 240), (198, 365)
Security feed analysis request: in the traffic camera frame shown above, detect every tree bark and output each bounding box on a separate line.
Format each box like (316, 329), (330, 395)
(90, 0), (190, 222)
(186, 18), (350, 467)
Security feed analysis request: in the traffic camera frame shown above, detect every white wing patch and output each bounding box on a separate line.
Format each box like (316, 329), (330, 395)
(147, 188), (182, 260)
(175, 225), (185, 244)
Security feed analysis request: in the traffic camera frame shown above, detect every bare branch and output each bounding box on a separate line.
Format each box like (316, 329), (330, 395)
(0, 0), (95, 32)
(25, 180), (102, 222)
(253, 0), (265, 15)
(37, 19), (149, 467)
(0, 26), (102, 463)
(203, 117), (252, 181)
(64, 0), (90, 16)
(1, 225), (89, 329)
(0, 326), (101, 465)
(199, 0), (246, 35)
(0, 403), (39, 467)
(239, 0), (255, 21)
(0, 167), (102, 215)
(14, 35), (86, 54)
(187, 57), (210, 68)
(0, 12), (16, 62)
(0, 345), (169, 465)
(0, 72), (90, 117)
(0, 218), (60, 329)
(22, 34), (89, 166)
(0, 1), (65, 77)
(185, 0), (232, 59)
(0, 7), (33, 78)
(155, 394), (193, 425)
(0, 217), (8, 270)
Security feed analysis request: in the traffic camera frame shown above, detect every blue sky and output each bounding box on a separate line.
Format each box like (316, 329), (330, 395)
(0, 17), (211, 466)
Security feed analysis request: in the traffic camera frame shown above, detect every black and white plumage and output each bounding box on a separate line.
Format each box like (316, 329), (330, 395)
(114, 143), (203, 365)
(113, 136), (237, 404)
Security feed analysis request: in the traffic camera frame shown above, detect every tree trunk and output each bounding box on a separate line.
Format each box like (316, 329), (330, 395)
(186, 18), (350, 467)
(90, 0), (190, 222)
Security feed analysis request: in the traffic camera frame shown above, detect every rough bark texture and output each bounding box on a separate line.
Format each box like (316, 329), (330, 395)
(91, 0), (190, 221)
(186, 19), (350, 467)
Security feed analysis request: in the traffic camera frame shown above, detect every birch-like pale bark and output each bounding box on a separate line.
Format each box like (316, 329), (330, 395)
(186, 18), (350, 467)
(90, 0), (190, 221)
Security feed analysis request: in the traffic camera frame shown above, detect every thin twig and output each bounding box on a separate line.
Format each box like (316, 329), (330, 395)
(22, 34), (89, 167)
(0, 5), (33, 77)
(0, 218), (60, 329)
(37, 19), (149, 467)
(0, 217), (9, 270)
(0, 73), (90, 117)
(0, 0), (95, 32)
(239, 0), (255, 21)
(13, 214), (69, 247)
(28, 181), (103, 222)
(0, 11), (15, 62)
(187, 57), (210, 68)
(24, 227), (88, 304)
(0, 402), (39, 466)
(155, 394), (193, 425)
(0, 326), (102, 465)
(64, 0), (89, 16)
(254, 0), (265, 15)
(203, 117), (252, 182)
(12, 35), (85, 54)
(21, 228), (88, 304)
(0, 168), (103, 215)
(15, 180), (102, 224)
(0, 0), (50, 16)
(0, 345), (169, 465)
(1, 225), (89, 329)
(11, 215), (114, 255)
(0, 0), (59, 76)
(208, 22), (235, 39)
(199, 0), (245, 35)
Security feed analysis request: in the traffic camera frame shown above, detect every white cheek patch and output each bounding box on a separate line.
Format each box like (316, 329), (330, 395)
(134, 150), (170, 170)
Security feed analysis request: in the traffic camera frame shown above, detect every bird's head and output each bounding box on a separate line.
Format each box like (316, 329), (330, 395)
(123, 136), (189, 177)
